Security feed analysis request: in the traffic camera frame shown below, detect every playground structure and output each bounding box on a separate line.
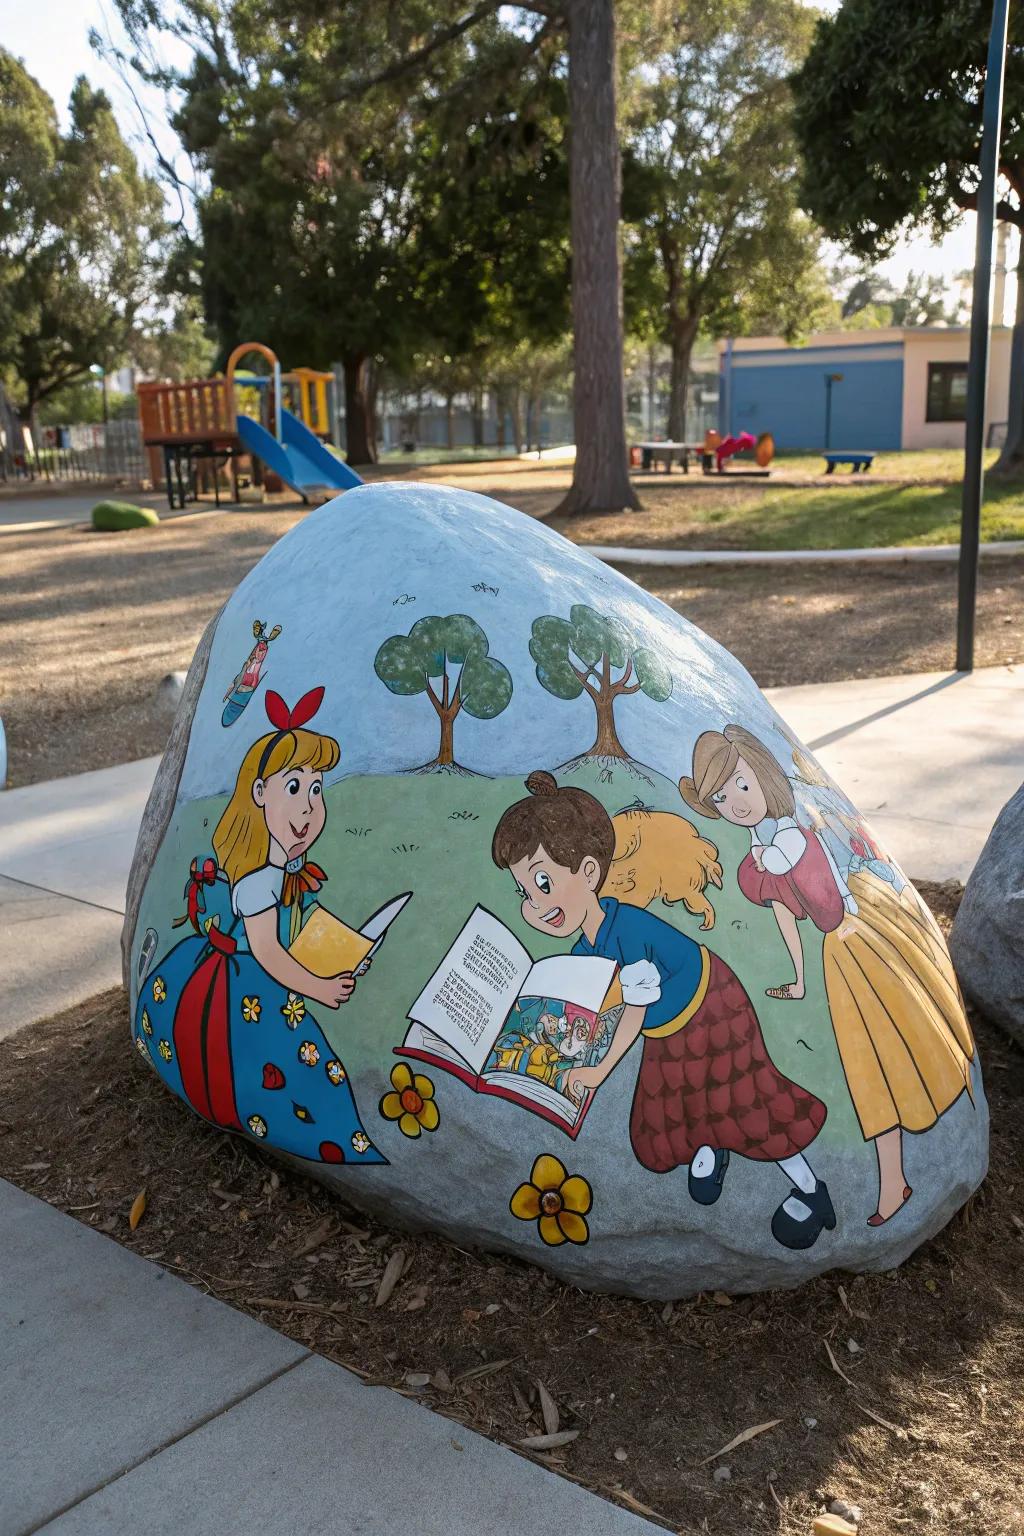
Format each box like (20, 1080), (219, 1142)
(137, 343), (363, 509)
(702, 429), (775, 476)
(630, 428), (776, 478)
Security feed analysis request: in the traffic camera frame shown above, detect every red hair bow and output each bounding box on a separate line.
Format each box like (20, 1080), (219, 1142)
(265, 687), (325, 731)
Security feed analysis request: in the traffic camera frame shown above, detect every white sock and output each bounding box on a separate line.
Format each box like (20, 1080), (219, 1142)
(777, 1154), (817, 1221)
(778, 1153), (817, 1194)
(691, 1145), (717, 1178)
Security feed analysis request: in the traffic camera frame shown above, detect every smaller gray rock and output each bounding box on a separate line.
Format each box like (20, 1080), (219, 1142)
(950, 781), (1024, 1045)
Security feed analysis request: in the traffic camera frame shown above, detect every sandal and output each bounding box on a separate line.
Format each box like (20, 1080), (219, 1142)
(867, 1184), (913, 1227)
(765, 983), (804, 1001)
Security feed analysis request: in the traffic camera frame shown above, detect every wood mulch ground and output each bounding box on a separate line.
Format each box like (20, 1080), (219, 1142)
(1, 885), (1020, 1536)
(2, 480), (1022, 787)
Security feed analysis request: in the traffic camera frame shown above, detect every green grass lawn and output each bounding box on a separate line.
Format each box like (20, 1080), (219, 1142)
(693, 477), (1024, 550)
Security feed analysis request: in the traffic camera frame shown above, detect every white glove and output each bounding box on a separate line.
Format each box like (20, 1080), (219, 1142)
(619, 959), (662, 1007)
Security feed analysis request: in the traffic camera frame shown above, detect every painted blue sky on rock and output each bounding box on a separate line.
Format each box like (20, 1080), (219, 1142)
(177, 482), (791, 800)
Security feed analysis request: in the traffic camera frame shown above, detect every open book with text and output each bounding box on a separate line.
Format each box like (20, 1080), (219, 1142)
(396, 905), (620, 1136)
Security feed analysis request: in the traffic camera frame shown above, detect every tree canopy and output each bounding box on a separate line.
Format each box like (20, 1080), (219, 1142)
(0, 50), (164, 421)
(793, 0), (1024, 258)
(622, 0), (829, 438)
(792, 0), (1024, 470)
(375, 613), (513, 771)
(530, 604), (671, 761)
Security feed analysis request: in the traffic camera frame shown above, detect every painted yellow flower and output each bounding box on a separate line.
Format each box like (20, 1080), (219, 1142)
(379, 1063), (439, 1138)
(510, 1155), (592, 1247)
(241, 995), (261, 1023)
(152, 977), (166, 1004)
(247, 1114), (268, 1138)
(282, 993), (306, 1028)
(325, 1059), (346, 1086)
(351, 1131), (371, 1154)
(141, 1009), (153, 1037)
(158, 1039), (173, 1062)
(298, 1041), (320, 1067)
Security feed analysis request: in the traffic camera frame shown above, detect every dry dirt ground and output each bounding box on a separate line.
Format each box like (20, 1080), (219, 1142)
(1, 885), (1020, 1536)
(1, 462), (1022, 787)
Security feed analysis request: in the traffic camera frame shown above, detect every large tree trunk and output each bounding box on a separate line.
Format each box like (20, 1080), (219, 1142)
(342, 352), (377, 465)
(510, 388), (524, 454)
(667, 314), (699, 442)
(555, 0), (639, 515)
(992, 234), (1024, 477)
(587, 689), (627, 758)
(445, 390), (455, 450)
(471, 386), (484, 448)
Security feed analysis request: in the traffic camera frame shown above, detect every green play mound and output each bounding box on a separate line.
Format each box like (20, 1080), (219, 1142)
(91, 500), (160, 531)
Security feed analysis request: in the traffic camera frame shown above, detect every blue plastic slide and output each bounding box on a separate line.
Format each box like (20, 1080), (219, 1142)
(235, 407), (363, 500)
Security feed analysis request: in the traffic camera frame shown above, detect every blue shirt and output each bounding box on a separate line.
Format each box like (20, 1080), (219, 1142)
(572, 898), (705, 1033)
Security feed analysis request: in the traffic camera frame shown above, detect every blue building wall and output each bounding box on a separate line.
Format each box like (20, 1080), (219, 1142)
(719, 343), (904, 451)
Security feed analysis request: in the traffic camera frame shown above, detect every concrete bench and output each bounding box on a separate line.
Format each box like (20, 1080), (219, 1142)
(823, 451), (874, 474)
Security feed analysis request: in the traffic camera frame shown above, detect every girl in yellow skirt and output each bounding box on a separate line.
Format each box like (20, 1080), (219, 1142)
(679, 724), (976, 1228)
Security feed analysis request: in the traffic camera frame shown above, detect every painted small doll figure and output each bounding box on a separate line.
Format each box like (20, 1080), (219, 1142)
(222, 620), (282, 726)
(491, 772), (834, 1252)
(134, 687), (384, 1166)
(680, 724), (974, 1227)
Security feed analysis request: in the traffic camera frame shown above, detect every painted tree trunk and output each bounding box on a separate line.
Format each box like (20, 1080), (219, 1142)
(588, 689), (627, 758)
(343, 353), (377, 465)
(667, 314), (699, 443)
(993, 238), (1024, 478)
(436, 705), (457, 765)
(555, 0), (639, 515)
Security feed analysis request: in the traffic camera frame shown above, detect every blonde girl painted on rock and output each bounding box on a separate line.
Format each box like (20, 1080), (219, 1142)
(133, 687), (384, 1166)
(680, 724), (975, 1228)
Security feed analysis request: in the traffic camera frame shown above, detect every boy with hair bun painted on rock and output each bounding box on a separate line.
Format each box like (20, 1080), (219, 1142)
(492, 771), (836, 1251)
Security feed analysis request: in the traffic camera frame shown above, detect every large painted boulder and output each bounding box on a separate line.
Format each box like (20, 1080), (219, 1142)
(949, 782), (1024, 1045)
(123, 483), (987, 1299)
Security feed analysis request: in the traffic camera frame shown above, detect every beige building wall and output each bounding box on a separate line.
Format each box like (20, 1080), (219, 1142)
(900, 328), (1011, 450)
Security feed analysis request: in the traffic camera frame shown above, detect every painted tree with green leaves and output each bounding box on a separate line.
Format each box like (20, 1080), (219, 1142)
(530, 604), (671, 761)
(375, 615), (513, 773)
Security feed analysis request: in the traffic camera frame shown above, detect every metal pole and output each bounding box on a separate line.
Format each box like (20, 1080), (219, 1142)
(957, 0), (1010, 672)
(825, 375), (832, 451)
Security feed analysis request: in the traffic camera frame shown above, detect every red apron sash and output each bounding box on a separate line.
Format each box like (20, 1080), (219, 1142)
(173, 927), (243, 1130)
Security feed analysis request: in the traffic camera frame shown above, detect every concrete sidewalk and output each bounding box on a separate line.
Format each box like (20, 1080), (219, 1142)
(2, 1179), (656, 1536)
(1, 666), (1021, 1033)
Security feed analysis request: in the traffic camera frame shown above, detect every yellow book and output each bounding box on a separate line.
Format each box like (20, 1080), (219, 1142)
(289, 906), (374, 977)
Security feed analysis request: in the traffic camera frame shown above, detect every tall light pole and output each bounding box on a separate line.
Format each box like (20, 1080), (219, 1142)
(824, 372), (843, 450)
(957, 0), (1011, 672)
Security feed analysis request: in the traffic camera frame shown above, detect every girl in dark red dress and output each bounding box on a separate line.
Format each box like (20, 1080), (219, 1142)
(492, 773), (836, 1251)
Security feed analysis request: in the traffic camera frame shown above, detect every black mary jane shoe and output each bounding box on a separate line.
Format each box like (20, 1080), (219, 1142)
(770, 1180), (836, 1251)
(688, 1148), (730, 1206)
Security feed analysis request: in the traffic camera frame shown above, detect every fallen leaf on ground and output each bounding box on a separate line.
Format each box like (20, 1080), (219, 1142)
(824, 1337), (855, 1387)
(519, 1430), (580, 1450)
(128, 1189), (147, 1231)
(291, 1215), (337, 1257)
(537, 1378), (560, 1436)
(375, 1248), (405, 1308)
(702, 1419), (781, 1465)
(454, 1357), (516, 1384)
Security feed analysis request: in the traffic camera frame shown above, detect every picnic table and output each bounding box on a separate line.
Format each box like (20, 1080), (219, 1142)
(823, 451), (875, 474)
(634, 440), (705, 473)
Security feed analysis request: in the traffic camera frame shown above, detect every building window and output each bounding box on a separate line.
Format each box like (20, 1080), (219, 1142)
(926, 362), (968, 422)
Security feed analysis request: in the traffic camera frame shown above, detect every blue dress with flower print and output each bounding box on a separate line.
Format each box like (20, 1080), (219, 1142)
(133, 857), (385, 1166)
